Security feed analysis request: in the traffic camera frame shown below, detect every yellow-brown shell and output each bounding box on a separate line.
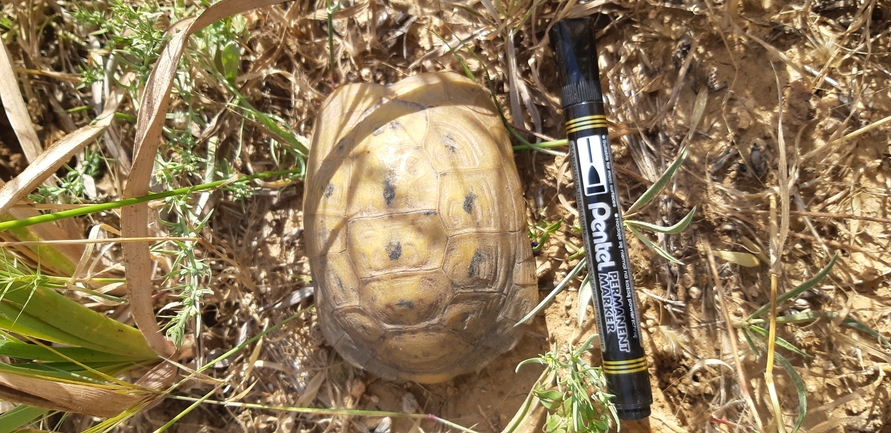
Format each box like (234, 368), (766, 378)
(304, 72), (537, 383)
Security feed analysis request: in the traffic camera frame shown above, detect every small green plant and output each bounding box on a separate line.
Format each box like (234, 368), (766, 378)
(732, 252), (841, 433)
(70, 0), (170, 91)
(529, 219), (563, 253)
(29, 147), (104, 204)
(622, 147), (696, 265)
(517, 335), (618, 433)
(67, 0), (289, 349)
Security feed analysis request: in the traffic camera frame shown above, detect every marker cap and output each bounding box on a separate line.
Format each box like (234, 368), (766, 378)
(550, 19), (603, 108)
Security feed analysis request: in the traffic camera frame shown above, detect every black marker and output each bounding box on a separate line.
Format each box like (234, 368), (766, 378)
(550, 18), (653, 420)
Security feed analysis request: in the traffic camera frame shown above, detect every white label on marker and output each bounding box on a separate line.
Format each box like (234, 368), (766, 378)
(576, 135), (608, 197)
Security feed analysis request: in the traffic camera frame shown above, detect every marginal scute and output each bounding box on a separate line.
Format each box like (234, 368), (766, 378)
(442, 292), (505, 339)
(311, 252), (359, 306)
(500, 283), (538, 323)
(305, 214), (347, 258)
(305, 72), (536, 383)
(378, 327), (468, 369)
(336, 305), (387, 345)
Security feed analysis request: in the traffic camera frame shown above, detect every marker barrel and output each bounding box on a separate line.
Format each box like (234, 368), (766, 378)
(550, 18), (653, 420)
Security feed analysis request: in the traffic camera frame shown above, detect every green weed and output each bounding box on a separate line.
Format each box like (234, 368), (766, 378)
(517, 335), (619, 433)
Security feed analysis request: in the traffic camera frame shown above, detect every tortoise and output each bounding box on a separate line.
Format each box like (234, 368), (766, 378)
(304, 72), (537, 383)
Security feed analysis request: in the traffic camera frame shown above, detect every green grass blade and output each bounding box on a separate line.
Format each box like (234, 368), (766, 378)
(746, 253), (839, 321)
(81, 400), (154, 433)
(6, 360), (149, 381)
(774, 352), (807, 433)
(516, 259), (587, 326)
(231, 99), (309, 156)
(627, 225), (684, 265)
(841, 316), (891, 350)
(0, 341), (152, 363)
(0, 214), (77, 275)
(747, 310), (823, 326)
(0, 303), (114, 351)
(431, 30), (474, 80)
(746, 325), (811, 358)
(714, 250), (761, 267)
(0, 359), (112, 383)
(624, 207), (696, 234)
(0, 405), (49, 433)
(0, 282), (157, 358)
(750, 310), (891, 351)
(155, 387), (217, 433)
(625, 147), (688, 216)
(0, 170), (301, 232)
(0, 405), (48, 433)
(741, 328), (759, 354)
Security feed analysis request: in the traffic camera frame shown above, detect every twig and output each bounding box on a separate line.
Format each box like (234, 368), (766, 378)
(701, 238), (765, 432)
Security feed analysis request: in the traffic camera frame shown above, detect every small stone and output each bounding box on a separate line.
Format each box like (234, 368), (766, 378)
(373, 417), (391, 433)
(402, 392), (420, 413)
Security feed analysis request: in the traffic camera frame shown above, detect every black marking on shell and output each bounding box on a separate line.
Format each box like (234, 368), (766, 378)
(424, 210), (437, 216)
(386, 240), (402, 260)
(334, 274), (344, 293)
(373, 125), (386, 136)
(468, 250), (484, 277)
(336, 138), (349, 153)
(361, 100), (383, 118)
(395, 99), (427, 112)
(459, 312), (471, 324)
(323, 183), (334, 198)
(463, 192), (477, 214)
(396, 299), (415, 309)
(383, 177), (396, 205)
(442, 134), (458, 153)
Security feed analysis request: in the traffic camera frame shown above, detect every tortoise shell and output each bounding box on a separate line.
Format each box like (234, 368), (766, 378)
(304, 72), (537, 383)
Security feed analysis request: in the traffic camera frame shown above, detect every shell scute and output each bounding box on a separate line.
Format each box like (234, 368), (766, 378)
(345, 145), (439, 218)
(361, 272), (452, 326)
(346, 212), (448, 279)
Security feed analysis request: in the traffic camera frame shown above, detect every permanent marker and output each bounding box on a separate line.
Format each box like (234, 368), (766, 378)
(550, 17), (653, 420)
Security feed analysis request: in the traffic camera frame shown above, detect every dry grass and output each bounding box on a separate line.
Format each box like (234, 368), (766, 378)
(1, 0), (891, 431)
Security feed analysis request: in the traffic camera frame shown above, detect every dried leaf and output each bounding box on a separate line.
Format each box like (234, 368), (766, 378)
(122, 0), (292, 359)
(714, 250), (761, 268)
(0, 41), (41, 161)
(0, 372), (150, 418)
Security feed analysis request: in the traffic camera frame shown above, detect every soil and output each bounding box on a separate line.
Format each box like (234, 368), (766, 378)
(3, 0), (891, 432)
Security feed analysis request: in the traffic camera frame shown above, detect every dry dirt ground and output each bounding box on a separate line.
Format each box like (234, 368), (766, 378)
(3, 0), (891, 432)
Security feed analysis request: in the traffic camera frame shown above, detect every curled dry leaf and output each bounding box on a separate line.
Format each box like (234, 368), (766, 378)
(121, 0), (292, 359)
